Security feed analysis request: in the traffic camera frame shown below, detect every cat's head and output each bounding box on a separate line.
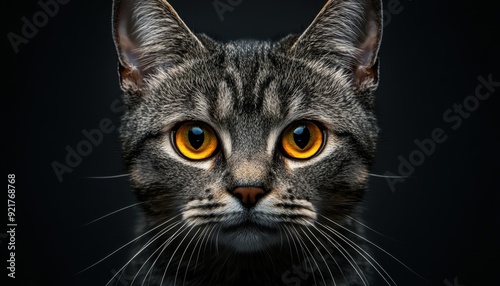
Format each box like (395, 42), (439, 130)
(112, 0), (382, 253)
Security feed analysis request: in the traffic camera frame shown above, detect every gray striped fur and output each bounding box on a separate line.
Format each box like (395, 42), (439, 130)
(112, 0), (384, 285)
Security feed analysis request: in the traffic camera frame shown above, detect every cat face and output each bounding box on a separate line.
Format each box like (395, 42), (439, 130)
(113, 0), (382, 253)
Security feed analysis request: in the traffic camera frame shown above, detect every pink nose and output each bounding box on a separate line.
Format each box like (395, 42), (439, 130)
(232, 187), (265, 207)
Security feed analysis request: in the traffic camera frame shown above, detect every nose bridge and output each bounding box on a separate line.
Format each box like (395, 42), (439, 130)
(226, 116), (272, 185)
(228, 152), (270, 186)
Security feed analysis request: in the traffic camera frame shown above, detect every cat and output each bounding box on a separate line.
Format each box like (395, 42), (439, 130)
(111, 0), (384, 285)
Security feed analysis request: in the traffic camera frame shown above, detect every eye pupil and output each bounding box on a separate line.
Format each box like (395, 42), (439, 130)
(293, 126), (310, 149)
(281, 121), (323, 160)
(188, 127), (205, 150)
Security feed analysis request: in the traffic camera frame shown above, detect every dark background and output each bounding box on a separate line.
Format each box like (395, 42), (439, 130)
(3, 0), (499, 285)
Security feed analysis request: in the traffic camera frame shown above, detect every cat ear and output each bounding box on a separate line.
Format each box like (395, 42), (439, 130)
(112, 0), (206, 91)
(290, 0), (382, 92)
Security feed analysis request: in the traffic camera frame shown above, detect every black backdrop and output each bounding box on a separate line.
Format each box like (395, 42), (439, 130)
(3, 0), (499, 285)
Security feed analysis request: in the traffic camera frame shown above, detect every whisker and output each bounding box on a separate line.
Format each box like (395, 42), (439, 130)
(283, 225), (303, 265)
(278, 225), (284, 250)
(184, 227), (210, 285)
(84, 174), (130, 179)
(300, 227), (335, 286)
(196, 224), (216, 272)
(174, 227), (201, 286)
(79, 202), (144, 227)
(141, 223), (189, 286)
(317, 219), (397, 286)
(76, 215), (180, 276)
(279, 225), (294, 264)
(130, 238), (167, 286)
(160, 225), (196, 286)
(129, 222), (187, 286)
(368, 173), (407, 179)
(311, 224), (369, 286)
(343, 213), (399, 242)
(291, 225), (321, 286)
(107, 220), (184, 286)
(215, 224), (222, 254)
(320, 214), (426, 281)
(310, 225), (359, 285)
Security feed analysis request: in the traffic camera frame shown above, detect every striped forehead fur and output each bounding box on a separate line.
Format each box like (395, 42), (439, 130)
(119, 39), (371, 160)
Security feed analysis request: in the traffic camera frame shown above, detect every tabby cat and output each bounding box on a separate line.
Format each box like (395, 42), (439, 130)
(112, 0), (384, 285)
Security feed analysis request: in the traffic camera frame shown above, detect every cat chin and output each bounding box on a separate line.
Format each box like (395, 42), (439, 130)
(218, 223), (280, 253)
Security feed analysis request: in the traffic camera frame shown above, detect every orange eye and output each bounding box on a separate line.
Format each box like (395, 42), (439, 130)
(281, 121), (324, 159)
(174, 122), (219, 160)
